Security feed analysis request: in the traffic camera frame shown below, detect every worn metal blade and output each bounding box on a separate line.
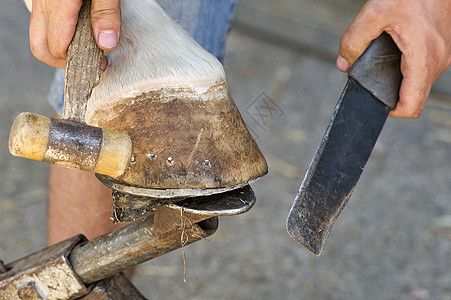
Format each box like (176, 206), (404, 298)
(286, 32), (402, 255)
(287, 78), (390, 255)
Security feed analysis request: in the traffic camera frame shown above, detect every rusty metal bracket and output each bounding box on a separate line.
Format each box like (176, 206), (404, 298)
(0, 235), (89, 300)
(68, 186), (255, 284)
(79, 273), (146, 300)
(111, 190), (181, 223)
(0, 185), (256, 298)
(68, 215), (218, 284)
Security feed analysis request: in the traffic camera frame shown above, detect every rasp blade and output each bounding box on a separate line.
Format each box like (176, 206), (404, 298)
(286, 33), (402, 256)
(287, 78), (389, 255)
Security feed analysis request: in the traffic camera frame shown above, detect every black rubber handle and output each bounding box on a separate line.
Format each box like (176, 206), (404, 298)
(348, 32), (402, 109)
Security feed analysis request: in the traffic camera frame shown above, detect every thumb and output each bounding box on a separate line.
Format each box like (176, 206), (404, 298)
(337, 1), (388, 72)
(91, 0), (121, 51)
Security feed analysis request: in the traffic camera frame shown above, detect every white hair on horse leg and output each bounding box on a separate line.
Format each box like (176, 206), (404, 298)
(86, 0), (226, 124)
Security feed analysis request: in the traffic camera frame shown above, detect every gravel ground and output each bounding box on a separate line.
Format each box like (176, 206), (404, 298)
(1, 1), (451, 299)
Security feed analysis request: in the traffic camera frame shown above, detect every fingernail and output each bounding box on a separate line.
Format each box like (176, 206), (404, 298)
(98, 30), (118, 49)
(336, 55), (350, 72)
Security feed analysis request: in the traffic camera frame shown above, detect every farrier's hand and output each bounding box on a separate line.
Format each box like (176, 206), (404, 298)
(337, 0), (451, 119)
(29, 0), (121, 69)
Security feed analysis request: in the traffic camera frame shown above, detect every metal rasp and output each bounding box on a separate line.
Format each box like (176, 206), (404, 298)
(286, 32), (402, 255)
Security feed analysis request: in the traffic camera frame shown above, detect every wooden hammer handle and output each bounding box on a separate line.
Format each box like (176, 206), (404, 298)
(9, 1), (131, 177)
(63, 0), (104, 122)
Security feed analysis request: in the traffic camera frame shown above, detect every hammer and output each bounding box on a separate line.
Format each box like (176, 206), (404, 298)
(11, 0), (267, 196)
(9, 0), (132, 178)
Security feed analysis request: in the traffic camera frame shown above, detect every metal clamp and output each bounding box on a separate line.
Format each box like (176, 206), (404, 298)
(0, 235), (89, 300)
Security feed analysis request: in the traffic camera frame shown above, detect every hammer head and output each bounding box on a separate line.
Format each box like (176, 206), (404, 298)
(9, 112), (132, 178)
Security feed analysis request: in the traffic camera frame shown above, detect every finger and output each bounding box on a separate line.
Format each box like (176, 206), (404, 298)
(91, 0), (121, 51)
(389, 83), (429, 119)
(389, 53), (430, 119)
(46, 0), (82, 63)
(337, 0), (391, 71)
(29, 1), (66, 68)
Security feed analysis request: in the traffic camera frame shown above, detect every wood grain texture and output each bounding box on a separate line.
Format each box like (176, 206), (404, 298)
(63, 0), (104, 122)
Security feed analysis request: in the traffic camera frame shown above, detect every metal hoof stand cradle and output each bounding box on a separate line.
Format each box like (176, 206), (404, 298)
(1, 0), (266, 298)
(0, 187), (255, 299)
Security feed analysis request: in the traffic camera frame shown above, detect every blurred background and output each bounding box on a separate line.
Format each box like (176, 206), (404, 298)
(1, 0), (451, 299)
